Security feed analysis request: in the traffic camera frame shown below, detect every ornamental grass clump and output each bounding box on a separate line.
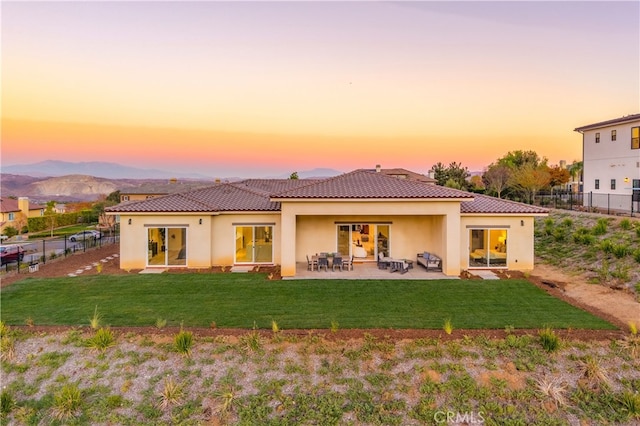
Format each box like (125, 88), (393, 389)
(174, 328), (193, 356)
(538, 327), (560, 353)
(443, 318), (453, 335)
(50, 383), (83, 420)
(89, 305), (102, 330)
(158, 377), (184, 411)
(86, 327), (115, 352)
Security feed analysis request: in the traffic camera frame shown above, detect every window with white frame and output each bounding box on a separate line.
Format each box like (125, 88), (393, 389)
(595, 179), (600, 189)
(632, 127), (639, 149)
(595, 132), (600, 143)
(611, 179), (616, 190)
(611, 129), (616, 141)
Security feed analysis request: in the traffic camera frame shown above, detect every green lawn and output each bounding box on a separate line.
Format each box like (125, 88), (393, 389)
(0, 274), (616, 329)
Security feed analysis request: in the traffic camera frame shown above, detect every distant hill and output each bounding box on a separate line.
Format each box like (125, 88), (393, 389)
(1, 160), (213, 180)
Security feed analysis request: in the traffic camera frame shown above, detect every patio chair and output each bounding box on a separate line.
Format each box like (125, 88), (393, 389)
(342, 255), (353, 271)
(377, 252), (390, 269)
(317, 256), (329, 271)
(306, 255), (317, 271)
(332, 255), (343, 271)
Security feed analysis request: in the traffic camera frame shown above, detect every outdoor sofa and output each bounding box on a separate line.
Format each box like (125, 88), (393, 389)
(416, 252), (442, 271)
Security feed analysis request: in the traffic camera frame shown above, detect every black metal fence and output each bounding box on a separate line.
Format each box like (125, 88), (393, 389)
(533, 191), (639, 217)
(1, 233), (120, 274)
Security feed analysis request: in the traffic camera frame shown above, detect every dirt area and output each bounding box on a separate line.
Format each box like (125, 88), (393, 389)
(1, 243), (635, 340)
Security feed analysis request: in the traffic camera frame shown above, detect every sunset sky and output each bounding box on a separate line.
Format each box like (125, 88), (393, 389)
(2, 1), (638, 178)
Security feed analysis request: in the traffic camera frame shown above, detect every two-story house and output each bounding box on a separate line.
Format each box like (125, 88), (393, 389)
(574, 113), (640, 212)
(0, 197), (45, 235)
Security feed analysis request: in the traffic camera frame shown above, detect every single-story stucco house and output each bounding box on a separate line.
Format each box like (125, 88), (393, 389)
(106, 168), (548, 277)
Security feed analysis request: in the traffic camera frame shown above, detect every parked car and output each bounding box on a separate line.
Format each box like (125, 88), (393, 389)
(0, 245), (25, 265)
(89, 230), (102, 239)
(68, 231), (97, 242)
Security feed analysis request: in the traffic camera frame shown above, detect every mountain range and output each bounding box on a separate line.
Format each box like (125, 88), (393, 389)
(0, 161), (343, 203)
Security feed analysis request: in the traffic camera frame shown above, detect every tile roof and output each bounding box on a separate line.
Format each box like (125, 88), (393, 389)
(107, 183), (280, 213)
(236, 179), (322, 195)
(461, 193), (548, 215)
(574, 113), (640, 132)
(375, 168), (436, 183)
(0, 197), (45, 213)
(272, 169), (472, 199)
(106, 169), (547, 216)
(119, 182), (214, 195)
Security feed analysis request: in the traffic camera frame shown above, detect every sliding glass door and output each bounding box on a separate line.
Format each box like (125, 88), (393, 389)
(235, 225), (273, 263)
(148, 227), (187, 266)
(468, 228), (507, 268)
(336, 224), (390, 261)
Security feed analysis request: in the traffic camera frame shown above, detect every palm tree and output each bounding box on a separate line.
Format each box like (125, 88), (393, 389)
(567, 161), (583, 192)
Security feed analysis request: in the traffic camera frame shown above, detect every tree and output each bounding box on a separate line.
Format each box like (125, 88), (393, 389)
(548, 165), (571, 193)
(482, 164), (511, 198)
(44, 201), (58, 237)
(497, 150), (545, 169)
(106, 190), (121, 204)
(430, 162), (470, 190)
(289, 172), (299, 180)
(508, 163), (551, 203)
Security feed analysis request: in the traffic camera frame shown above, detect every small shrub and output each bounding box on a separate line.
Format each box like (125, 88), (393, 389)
(553, 228), (566, 242)
(611, 264), (630, 281)
(95, 263), (103, 274)
(578, 356), (611, 389)
(213, 385), (236, 414)
(539, 327), (560, 352)
(155, 318), (167, 329)
(239, 330), (262, 353)
(600, 239), (614, 254)
(89, 305), (102, 330)
(612, 244), (629, 259)
(535, 376), (567, 408)
(86, 327), (115, 351)
(51, 383), (82, 420)
(330, 320), (339, 333)
(271, 319), (280, 334)
(632, 249), (640, 263)
(620, 218), (632, 230)
(619, 391), (640, 417)
(158, 377), (183, 411)
(593, 218), (609, 235)
(174, 329), (193, 356)
(443, 318), (453, 335)
(0, 390), (14, 415)
(629, 322), (638, 336)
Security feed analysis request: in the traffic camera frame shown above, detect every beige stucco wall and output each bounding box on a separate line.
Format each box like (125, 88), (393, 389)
(460, 215), (538, 271)
(279, 199), (463, 277)
(117, 212), (281, 270)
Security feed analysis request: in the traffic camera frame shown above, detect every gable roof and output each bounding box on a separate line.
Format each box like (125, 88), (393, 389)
(461, 193), (548, 215)
(574, 113), (640, 132)
(272, 169), (472, 199)
(376, 168), (436, 183)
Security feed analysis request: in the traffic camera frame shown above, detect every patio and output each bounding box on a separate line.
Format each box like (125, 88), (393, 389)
(288, 261), (458, 280)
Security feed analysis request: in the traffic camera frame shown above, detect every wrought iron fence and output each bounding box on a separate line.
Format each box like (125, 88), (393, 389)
(1, 232), (120, 274)
(533, 191), (639, 217)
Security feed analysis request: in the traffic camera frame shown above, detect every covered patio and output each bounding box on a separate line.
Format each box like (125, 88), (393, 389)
(288, 261), (458, 280)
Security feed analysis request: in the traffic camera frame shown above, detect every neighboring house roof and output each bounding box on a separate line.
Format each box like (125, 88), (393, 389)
(574, 113), (640, 132)
(119, 182), (213, 195)
(461, 193), (548, 215)
(0, 197), (45, 213)
(375, 168), (436, 184)
(272, 169), (471, 199)
(0, 198), (20, 213)
(107, 169), (547, 216)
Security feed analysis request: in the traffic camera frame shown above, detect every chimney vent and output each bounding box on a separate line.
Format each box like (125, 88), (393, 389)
(375, 164), (381, 173)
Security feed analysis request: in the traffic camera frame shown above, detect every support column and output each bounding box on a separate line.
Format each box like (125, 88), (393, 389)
(280, 208), (297, 277)
(443, 210), (461, 276)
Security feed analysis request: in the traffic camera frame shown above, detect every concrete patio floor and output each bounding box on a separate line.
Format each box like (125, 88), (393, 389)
(287, 261), (460, 280)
